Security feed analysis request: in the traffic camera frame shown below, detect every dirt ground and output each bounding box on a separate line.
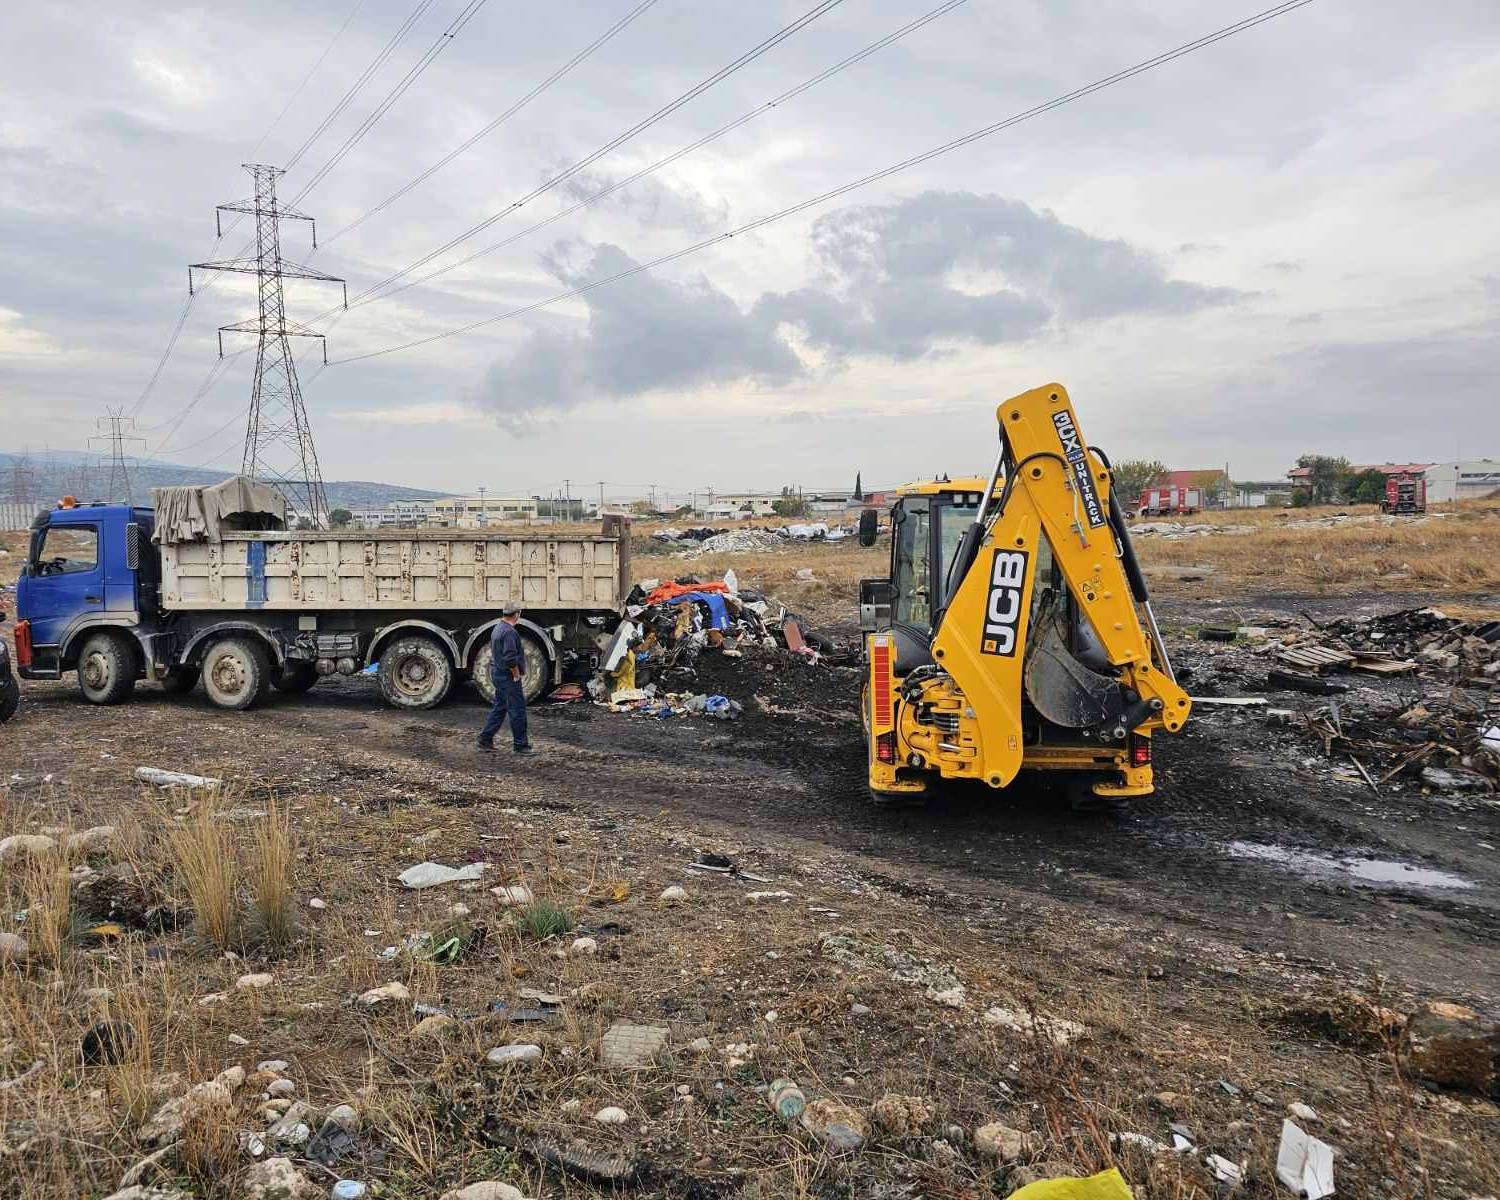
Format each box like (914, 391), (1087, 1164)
(1, 517), (1498, 1199)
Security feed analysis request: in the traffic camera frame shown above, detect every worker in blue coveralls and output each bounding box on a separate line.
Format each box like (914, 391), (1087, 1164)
(477, 601), (536, 755)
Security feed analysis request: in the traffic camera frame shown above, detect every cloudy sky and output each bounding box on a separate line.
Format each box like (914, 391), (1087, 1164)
(1, 0), (1497, 503)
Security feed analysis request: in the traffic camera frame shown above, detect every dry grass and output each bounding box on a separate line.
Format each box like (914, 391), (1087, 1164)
(247, 795), (297, 949)
(162, 788), (239, 950)
(19, 838), (73, 968)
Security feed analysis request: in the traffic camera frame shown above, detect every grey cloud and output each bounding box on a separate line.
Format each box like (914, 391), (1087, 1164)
(551, 165), (728, 235)
(478, 190), (1239, 418)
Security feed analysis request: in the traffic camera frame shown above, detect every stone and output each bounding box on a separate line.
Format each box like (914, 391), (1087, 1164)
(594, 1106), (629, 1125)
(600, 1021), (669, 1068)
(1006, 1162), (1078, 1193)
(235, 972), (275, 992)
(975, 1122), (1034, 1162)
(490, 885), (534, 907)
(137, 1066), (246, 1145)
(659, 885), (689, 903)
(687, 1036), (712, 1054)
(486, 1044), (542, 1067)
(0, 833), (57, 862)
(357, 981), (411, 1007)
(258, 1059), (290, 1073)
(850, 1003), (872, 1016)
(926, 985), (967, 1009)
(1421, 766), (1492, 792)
(410, 1013), (460, 1040)
(1288, 1101), (1319, 1122)
(873, 1092), (933, 1136)
(102, 1187), (194, 1200)
(439, 1183), (527, 1200)
(928, 1138), (961, 1165)
(198, 992), (228, 1006)
(241, 1155), (321, 1199)
(981, 1006), (1086, 1045)
(82, 1019), (137, 1066)
(268, 1101), (317, 1143)
(800, 1098), (868, 1151)
(569, 936), (599, 957)
(83, 986), (113, 1004)
(67, 826), (117, 857)
(0, 931), (28, 964)
(307, 898), (327, 910)
(267, 1078), (296, 1097)
(323, 1103), (359, 1134)
(1407, 1001), (1499, 1096)
(227, 1034), (249, 1047)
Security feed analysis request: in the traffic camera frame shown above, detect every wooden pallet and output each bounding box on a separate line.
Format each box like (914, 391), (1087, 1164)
(1274, 643), (1356, 673)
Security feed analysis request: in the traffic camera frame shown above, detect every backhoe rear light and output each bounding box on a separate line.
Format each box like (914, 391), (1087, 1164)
(871, 639), (893, 726)
(13, 620), (32, 670)
(876, 732), (897, 764)
(1129, 734), (1151, 767)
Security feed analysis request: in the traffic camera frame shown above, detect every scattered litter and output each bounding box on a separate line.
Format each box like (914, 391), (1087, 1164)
(1205, 1154), (1244, 1186)
(767, 1078), (807, 1121)
(1191, 696), (1268, 707)
(486, 1044), (543, 1067)
(1275, 1120), (1335, 1199)
(600, 1021), (669, 1069)
(398, 861), (488, 889)
(594, 1106), (628, 1125)
(134, 767), (222, 789)
(746, 890), (795, 902)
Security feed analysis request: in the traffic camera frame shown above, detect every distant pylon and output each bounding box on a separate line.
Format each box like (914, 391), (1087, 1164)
(190, 164), (346, 527)
(89, 410), (146, 505)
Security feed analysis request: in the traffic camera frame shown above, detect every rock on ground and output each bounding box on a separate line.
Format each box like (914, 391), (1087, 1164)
(137, 1066), (246, 1145)
(600, 1021), (669, 1068)
(102, 1187), (193, 1200)
(410, 1013), (460, 1039)
(975, 1121), (1035, 1162)
(439, 1183), (528, 1200)
(357, 981), (411, 1007)
(241, 1155), (322, 1199)
(800, 1098), (868, 1151)
(67, 825), (117, 856)
(1406, 1000), (1499, 1096)
(0, 833), (57, 862)
(872, 1093), (933, 1136)
(0, 931), (28, 964)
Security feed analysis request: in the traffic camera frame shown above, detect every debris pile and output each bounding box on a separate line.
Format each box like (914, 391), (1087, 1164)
(649, 522), (852, 554)
(589, 574), (833, 718)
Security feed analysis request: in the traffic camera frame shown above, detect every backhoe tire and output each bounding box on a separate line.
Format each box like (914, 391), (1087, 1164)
(272, 662), (319, 694)
(201, 637), (273, 711)
(77, 632), (137, 706)
(378, 636), (453, 710)
(161, 668), (199, 696)
(472, 631), (550, 705)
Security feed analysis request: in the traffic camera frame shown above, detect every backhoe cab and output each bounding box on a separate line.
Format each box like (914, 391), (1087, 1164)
(858, 383), (1190, 806)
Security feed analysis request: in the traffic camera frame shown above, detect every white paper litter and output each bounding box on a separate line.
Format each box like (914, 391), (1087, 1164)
(1276, 1120), (1335, 1199)
(135, 767), (222, 789)
(397, 861), (488, 889)
(1205, 1154), (1244, 1187)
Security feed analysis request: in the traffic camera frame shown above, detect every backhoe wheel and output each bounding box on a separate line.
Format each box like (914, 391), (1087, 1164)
(272, 662), (319, 694)
(77, 632), (138, 706)
(201, 637), (273, 711)
(161, 667), (200, 696)
(1066, 776), (1130, 817)
(378, 636), (453, 710)
(471, 632), (550, 704)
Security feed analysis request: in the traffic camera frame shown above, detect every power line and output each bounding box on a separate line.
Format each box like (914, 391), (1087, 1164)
(287, 0), (491, 207)
(331, 0), (1314, 366)
(342, 0), (847, 308)
(284, 0), (439, 172)
(336, 0), (967, 314)
(250, 0), (370, 161)
(323, 0), (660, 247)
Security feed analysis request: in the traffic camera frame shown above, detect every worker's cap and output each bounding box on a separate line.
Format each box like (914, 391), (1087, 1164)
(501, 601), (522, 616)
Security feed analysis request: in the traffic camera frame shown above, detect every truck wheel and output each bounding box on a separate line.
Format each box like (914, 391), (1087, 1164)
(161, 668), (200, 696)
(77, 632), (137, 705)
(471, 633), (551, 704)
(201, 637), (273, 710)
(272, 662), (318, 694)
(378, 636), (453, 709)
(0, 680), (18, 723)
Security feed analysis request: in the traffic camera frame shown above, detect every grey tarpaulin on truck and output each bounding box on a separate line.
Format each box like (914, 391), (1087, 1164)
(150, 476), (287, 544)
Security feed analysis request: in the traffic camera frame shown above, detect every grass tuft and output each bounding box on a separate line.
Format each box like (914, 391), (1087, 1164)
(247, 795), (297, 949)
(163, 789), (238, 950)
(512, 900), (575, 940)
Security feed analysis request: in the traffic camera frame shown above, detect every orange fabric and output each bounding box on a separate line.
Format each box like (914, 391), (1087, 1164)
(644, 580), (730, 606)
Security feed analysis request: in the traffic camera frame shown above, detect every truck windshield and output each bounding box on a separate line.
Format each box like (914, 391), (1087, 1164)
(892, 498), (931, 631)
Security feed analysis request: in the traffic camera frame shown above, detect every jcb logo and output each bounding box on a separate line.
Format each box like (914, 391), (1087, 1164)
(980, 549), (1029, 656)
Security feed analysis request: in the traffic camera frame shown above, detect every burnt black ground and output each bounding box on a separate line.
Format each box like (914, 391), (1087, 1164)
(10, 591), (1499, 1008)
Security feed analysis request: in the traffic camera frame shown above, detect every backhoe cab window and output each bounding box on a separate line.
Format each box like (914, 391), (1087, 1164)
(34, 526), (98, 576)
(892, 499), (931, 632)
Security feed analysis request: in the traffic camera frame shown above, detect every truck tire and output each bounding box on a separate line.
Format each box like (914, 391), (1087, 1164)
(77, 632), (138, 706)
(471, 631), (551, 705)
(0, 679), (17, 723)
(378, 636), (453, 709)
(272, 662), (318, 694)
(201, 637), (273, 711)
(161, 667), (200, 696)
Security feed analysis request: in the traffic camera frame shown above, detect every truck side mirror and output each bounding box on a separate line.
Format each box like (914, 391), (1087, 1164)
(857, 508), (879, 547)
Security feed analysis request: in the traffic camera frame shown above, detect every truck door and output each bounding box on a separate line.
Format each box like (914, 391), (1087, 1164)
(22, 520), (103, 666)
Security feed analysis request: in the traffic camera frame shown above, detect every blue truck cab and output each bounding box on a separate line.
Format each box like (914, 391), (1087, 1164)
(15, 500), (159, 702)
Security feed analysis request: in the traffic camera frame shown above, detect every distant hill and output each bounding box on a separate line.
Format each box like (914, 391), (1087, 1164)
(0, 451), (453, 511)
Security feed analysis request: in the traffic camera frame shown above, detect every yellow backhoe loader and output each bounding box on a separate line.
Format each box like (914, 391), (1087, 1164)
(857, 382), (1191, 808)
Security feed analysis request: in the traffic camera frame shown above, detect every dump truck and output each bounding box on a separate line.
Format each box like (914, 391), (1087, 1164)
(857, 383), (1191, 808)
(14, 477), (629, 711)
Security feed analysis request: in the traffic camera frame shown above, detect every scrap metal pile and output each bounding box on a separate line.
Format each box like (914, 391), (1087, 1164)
(587, 574), (831, 719)
(1194, 608), (1500, 793)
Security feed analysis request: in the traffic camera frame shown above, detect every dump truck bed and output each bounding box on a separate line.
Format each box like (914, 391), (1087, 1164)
(160, 529), (625, 612)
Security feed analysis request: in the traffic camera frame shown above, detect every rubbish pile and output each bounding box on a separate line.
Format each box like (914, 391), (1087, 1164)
(1189, 608), (1499, 793)
(649, 523), (852, 554)
(589, 573), (831, 719)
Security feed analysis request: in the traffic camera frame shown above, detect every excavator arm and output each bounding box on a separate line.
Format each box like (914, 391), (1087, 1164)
(866, 382), (1190, 800)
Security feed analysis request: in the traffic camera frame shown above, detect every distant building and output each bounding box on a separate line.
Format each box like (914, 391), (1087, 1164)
(1286, 462), (1432, 492)
(427, 496), (539, 527)
(1423, 460), (1500, 503)
(706, 493), (779, 518)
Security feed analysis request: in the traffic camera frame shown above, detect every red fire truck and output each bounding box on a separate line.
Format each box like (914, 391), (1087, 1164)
(1380, 473), (1426, 515)
(1136, 485), (1203, 517)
